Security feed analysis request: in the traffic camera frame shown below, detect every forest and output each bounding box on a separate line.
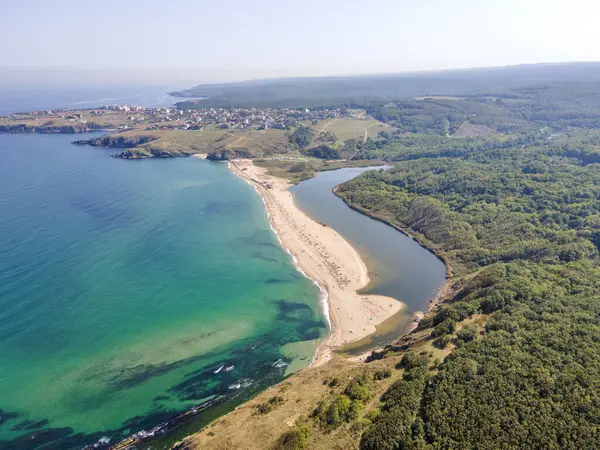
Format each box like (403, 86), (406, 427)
(334, 127), (600, 448)
(171, 62), (600, 109)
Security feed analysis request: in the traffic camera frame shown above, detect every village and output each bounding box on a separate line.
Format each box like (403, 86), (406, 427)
(2, 104), (355, 133)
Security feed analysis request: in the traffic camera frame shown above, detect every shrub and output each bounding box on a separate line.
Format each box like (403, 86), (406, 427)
(327, 376), (342, 387)
(364, 408), (381, 423)
(374, 369), (392, 380)
(456, 324), (478, 343)
(348, 399), (363, 420)
(430, 319), (456, 337)
(345, 374), (372, 401)
(290, 126), (313, 148)
(326, 395), (351, 427)
(257, 395), (286, 414)
(402, 365), (429, 382)
(304, 145), (341, 160)
(396, 352), (429, 370)
(415, 315), (434, 330)
(275, 424), (312, 450)
(433, 334), (452, 349)
(288, 162), (309, 173)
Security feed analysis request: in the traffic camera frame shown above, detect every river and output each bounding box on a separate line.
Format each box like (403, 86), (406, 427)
(291, 166), (447, 351)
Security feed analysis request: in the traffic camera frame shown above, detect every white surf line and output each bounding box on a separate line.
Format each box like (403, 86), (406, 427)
(226, 161), (333, 332)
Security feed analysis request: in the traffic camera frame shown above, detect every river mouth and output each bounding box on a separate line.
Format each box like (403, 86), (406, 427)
(339, 308), (414, 355)
(291, 165), (447, 350)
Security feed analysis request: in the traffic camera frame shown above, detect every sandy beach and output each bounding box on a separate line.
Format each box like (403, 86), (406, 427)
(228, 160), (404, 366)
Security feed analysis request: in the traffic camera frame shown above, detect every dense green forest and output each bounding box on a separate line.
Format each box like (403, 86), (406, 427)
(334, 129), (600, 448)
(176, 63), (600, 449)
(172, 62), (600, 109)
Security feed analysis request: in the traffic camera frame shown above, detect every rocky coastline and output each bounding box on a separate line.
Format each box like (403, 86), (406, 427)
(0, 123), (105, 134)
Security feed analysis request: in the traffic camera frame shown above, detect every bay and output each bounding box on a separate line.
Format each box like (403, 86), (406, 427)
(0, 84), (188, 115)
(0, 133), (325, 449)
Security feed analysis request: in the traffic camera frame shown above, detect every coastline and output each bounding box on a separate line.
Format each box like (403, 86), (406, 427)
(226, 159), (406, 366)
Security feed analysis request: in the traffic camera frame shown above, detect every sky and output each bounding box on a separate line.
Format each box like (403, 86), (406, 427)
(1, 0), (599, 85)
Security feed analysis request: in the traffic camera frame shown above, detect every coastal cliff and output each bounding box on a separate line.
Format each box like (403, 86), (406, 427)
(205, 148), (255, 161)
(72, 134), (194, 159)
(0, 123), (104, 133)
(72, 134), (159, 148)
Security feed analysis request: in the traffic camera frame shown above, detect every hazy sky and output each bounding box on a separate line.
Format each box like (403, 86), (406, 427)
(1, 0), (599, 84)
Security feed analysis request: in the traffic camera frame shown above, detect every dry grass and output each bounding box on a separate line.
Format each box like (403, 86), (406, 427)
(452, 122), (495, 138)
(176, 356), (399, 450)
(98, 128), (296, 157)
(0, 110), (141, 128)
(310, 118), (392, 142)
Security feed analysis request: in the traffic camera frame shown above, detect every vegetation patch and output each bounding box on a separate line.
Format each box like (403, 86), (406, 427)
(256, 395), (286, 415)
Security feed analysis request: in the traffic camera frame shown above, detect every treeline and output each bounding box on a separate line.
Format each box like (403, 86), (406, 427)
(334, 137), (600, 448)
(366, 83), (600, 135)
(170, 63), (600, 109)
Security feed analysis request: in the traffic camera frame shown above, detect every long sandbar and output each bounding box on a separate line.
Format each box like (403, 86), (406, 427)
(228, 160), (404, 366)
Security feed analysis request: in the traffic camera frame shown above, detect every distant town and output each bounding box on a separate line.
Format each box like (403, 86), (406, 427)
(2, 104), (359, 132)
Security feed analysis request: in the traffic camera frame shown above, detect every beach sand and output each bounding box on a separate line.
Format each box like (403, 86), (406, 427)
(228, 160), (404, 366)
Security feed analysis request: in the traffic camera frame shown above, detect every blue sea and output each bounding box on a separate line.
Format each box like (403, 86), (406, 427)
(0, 128), (325, 449)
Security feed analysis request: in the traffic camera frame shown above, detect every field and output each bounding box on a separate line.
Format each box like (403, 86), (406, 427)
(141, 129), (293, 155)
(451, 121), (495, 138)
(0, 109), (138, 130)
(82, 127), (299, 159)
(309, 118), (392, 142)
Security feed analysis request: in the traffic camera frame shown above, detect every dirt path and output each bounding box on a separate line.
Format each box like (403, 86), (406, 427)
(318, 118), (339, 133)
(363, 123), (377, 142)
(228, 135), (247, 147)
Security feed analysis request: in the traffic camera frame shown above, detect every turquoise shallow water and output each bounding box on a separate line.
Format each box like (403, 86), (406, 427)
(0, 134), (325, 449)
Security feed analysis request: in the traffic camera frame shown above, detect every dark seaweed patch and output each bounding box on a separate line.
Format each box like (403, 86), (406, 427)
(274, 299), (312, 317)
(79, 353), (208, 396)
(238, 230), (278, 248)
(70, 196), (130, 230)
(202, 200), (245, 215)
(107, 362), (185, 391)
(119, 410), (178, 433)
(251, 251), (282, 263)
(297, 319), (326, 340)
(272, 299), (326, 341)
(0, 300), (325, 450)
(9, 419), (49, 431)
(266, 278), (292, 284)
(0, 427), (73, 450)
(0, 410), (20, 428)
(168, 368), (218, 401)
